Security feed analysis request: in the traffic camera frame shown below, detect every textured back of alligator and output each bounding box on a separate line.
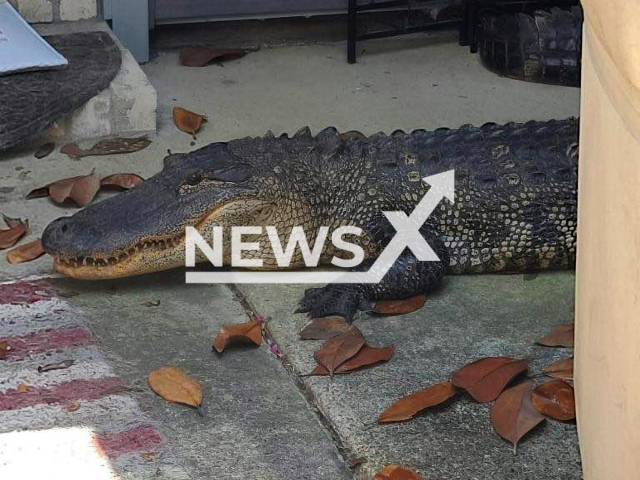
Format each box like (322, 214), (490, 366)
(477, 6), (583, 87)
(225, 119), (578, 274)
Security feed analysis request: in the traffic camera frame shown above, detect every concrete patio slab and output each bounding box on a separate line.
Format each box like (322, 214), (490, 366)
(49, 271), (352, 480)
(240, 273), (579, 480)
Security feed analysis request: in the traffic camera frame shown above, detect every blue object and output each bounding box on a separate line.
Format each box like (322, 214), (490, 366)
(0, 1), (67, 76)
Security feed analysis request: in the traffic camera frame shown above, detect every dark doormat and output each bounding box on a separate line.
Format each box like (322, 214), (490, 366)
(0, 31), (122, 152)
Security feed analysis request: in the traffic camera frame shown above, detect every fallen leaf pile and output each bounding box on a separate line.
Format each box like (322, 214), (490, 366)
(60, 136), (151, 160)
(27, 171), (145, 207)
(179, 47), (249, 67)
(173, 107), (207, 136)
(301, 317), (394, 376)
(377, 321), (576, 452)
(212, 318), (263, 353)
(148, 366), (202, 408)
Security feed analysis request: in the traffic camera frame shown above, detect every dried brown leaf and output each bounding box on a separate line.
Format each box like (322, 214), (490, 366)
(173, 107), (207, 135)
(100, 173), (145, 190)
(66, 402), (80, 412)
(48, 172), (100, 207)
(310, 344), (395, 376)
(7, 239), (45, 264)
(61, 137), (151, 159)
(299, 316), (351, 340)
(26, 185), (50, 199)
(313, 326), (365, 375)
(60, 143), (84, 159)
(490, 381), (545, 452)
(212, 319), (263, 353)
(38, 359), (74, 373)
(148, 366), (202, 407)
(34, 142), (55, 159)
(531, 379), (575, 421)
(2, 214), (25, 229)
(0, 341), (8, 360)
(373, 465), (424, 480)
(373, 294), (426, 316)
(378, 380), (459, 423)
(451, 357), (528, 403)
(543, 356), (574, 380)
(536, 323), (574, 347)
(0, 222), (28, 249)
(179, 47), (247, 67)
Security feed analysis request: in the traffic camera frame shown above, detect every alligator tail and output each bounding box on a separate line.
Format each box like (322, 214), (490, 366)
(476, 6), (583, 87)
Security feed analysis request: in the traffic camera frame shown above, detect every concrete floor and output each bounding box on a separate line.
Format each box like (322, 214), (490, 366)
(0, 30), (581, 479)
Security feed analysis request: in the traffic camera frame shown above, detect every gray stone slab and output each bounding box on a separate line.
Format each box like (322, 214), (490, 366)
(241, 272), (580, 480)
(52, 270), (351, 480)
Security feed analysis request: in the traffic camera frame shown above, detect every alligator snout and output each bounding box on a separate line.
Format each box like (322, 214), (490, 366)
(41, 217), (75, 255)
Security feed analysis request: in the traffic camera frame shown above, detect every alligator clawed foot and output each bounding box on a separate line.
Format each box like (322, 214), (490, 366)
(296, 285), (366, 323)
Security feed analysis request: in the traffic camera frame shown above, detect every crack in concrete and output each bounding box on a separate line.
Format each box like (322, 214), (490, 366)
(227, 283), (361, 479)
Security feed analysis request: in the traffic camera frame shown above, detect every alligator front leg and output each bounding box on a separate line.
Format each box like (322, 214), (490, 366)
(296, 249), (447, 322)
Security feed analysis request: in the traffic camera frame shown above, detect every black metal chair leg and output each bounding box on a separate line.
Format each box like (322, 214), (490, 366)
(459, 0), (469, 46)
(348, 0), (357, 64)
(468, 0), (478, 53)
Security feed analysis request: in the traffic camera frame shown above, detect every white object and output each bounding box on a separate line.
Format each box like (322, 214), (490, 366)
(0, 1), (67, 76)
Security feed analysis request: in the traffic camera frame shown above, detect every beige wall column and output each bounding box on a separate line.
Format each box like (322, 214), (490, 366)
(576, 2), (640, 479)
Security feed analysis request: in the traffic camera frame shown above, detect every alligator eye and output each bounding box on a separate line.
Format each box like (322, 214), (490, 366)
(186, 172), (203, 186)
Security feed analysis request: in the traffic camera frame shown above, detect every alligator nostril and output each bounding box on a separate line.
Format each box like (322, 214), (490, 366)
(42, 216), (74, 254)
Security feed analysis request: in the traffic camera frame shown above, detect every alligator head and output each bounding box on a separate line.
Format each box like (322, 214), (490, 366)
(41, 139), (298, 279)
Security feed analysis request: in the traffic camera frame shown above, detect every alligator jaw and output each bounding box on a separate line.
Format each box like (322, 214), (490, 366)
(51, 233), (186, 279)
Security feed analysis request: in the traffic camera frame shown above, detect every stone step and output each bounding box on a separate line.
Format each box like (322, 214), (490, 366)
(31, 20), (157, 144)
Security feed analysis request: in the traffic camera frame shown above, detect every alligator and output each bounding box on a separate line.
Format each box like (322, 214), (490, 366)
(41, 118), (579, 321)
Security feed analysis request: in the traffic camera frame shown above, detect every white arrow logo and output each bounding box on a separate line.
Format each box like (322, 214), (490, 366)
(186, 170), (455, 284)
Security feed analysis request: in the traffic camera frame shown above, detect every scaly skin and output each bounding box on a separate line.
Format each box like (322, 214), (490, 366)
(42, 118), (579, 320)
